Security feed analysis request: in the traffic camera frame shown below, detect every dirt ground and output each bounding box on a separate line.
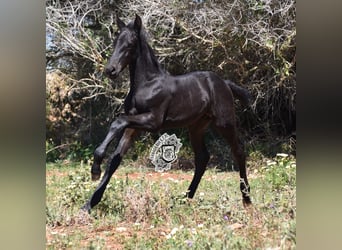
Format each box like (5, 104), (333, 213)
(46, 168), (256, 249)
(46, 169), (194, 249)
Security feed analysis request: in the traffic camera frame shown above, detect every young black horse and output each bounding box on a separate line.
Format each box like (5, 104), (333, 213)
(82, 15), (251, 212)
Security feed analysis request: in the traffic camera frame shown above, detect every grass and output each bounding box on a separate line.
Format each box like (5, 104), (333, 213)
(46, 154), (296, 249)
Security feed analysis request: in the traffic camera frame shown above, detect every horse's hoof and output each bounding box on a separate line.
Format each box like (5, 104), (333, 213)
(91, 164), (101, 181)
(81, 203), (91, 214)
(91, 172), (101, 181)
(242, 197), (252, 208)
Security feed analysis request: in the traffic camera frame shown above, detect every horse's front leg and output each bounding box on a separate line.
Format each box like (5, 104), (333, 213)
(84, 112), (164, 212)
(91, 110), (163, 180)
(82, 128), (138, 212)
(91, 119), (127, 180)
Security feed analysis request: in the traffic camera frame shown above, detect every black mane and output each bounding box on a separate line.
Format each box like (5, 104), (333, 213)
(127, 21), (165, 74)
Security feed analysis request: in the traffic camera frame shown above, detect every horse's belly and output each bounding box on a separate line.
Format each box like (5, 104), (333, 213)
(164, 97), (210, 127)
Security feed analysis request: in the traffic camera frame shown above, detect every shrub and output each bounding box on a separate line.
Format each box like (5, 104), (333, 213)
(46, 0), (296, 160)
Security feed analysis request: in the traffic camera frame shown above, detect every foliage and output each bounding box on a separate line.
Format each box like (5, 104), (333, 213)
(46, 139), (60, 163)
(262, 153), (296, 191)
(46, 154), (296, 249)
(46, 139), (94, 163)
(46, 0), (296, 159)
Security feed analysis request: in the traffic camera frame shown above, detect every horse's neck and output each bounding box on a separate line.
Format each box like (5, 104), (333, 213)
(130, 40), (164, 87)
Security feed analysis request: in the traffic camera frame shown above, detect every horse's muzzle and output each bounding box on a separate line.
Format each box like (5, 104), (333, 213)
(104, 65), (119, 79)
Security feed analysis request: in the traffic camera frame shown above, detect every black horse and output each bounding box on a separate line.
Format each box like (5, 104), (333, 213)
(82, 15), (251, 212)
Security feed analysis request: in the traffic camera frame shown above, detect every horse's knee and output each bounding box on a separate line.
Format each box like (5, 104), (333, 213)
(108, 117), (126, 132)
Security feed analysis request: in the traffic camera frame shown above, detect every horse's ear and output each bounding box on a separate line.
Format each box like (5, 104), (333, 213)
(117, 16), (126, 31)
(134, 14), (142, 33)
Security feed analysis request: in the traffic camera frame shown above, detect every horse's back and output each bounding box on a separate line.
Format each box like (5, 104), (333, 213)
(171, 70), (234, 106)
(163, 71), (235, 127)
(176, 71), (236, 126)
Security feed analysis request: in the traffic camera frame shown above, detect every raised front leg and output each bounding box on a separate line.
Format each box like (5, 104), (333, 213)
(82, 128), (138, 213)
(91, 111), (165, 180)
(91, 119), (127, 181)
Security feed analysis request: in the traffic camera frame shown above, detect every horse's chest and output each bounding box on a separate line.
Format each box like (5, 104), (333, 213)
(124, 91), (138, 115)
(132, 95), (152, 112)
(131, 87), (164, 113)
(124, 94), (149, 114)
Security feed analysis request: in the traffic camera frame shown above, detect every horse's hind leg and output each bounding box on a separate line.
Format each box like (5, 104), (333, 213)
(187, 120), (211, 198)
(82, 128), (138, 212)
(213, 123), (252, 206)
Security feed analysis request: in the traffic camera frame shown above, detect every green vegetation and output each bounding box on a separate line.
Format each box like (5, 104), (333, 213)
(46, 154), (296, 249)
(46, 1), (296, 248)
(46, 0), (296, 158)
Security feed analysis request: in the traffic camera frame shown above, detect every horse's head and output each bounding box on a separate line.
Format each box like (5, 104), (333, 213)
(105, 14), (142, 79)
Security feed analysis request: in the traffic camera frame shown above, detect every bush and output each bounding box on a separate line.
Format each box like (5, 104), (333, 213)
(262, 153), (296, 191)
(46, 0), (296, 160)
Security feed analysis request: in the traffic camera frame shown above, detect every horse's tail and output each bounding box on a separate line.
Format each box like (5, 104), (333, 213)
(225, 80), (251, 107)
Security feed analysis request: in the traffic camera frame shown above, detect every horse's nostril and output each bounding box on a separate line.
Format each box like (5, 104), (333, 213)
(105, 66), (115, 76)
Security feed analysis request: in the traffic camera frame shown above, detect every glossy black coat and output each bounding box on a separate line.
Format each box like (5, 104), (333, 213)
(82, 15), (251, 212)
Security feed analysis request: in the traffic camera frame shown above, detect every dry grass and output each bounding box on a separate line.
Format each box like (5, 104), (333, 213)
(46, 154), (296, 249)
